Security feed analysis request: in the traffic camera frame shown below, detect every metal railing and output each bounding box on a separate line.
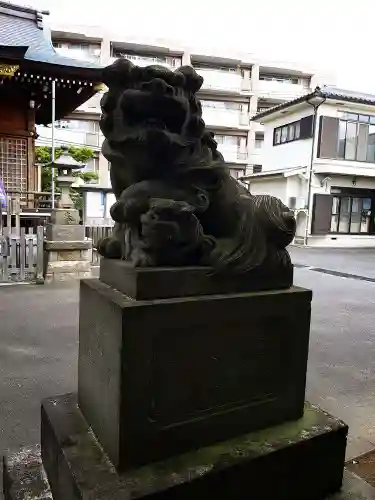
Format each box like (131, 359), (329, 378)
(85, 225), (113, 265)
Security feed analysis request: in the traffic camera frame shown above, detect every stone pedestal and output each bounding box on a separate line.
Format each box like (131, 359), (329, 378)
(78, 275), (311, 470)
(44, 209), (92, 283)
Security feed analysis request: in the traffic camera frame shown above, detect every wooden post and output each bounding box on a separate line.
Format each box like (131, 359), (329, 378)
(19, 227), (25, 281)
(6, 196), (11, 233)
(35, 225), (44, 284)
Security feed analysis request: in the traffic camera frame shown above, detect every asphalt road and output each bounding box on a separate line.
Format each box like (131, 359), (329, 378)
(1, 248), (375, 466)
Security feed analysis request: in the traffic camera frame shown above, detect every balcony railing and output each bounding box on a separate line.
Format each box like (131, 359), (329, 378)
(258, 80), (308, 100)
(196, 68), (242, 93)
(109, 55), (181, 69)
(36, 127), (102, 150)
(54, 47), (100, 64)
(202, 107), (248, 129)
(219, 146), (248, 163)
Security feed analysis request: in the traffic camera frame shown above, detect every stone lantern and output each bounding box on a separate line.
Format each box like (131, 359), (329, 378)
(44, 146), (92, 283)
(53, 145), (83, 212)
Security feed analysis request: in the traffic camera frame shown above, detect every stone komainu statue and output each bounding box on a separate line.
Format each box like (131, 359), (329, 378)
(98, 59), (296, 276)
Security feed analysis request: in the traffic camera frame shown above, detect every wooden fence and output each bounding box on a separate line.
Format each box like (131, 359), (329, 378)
(85, 226), (113, 265)
(0, 226), (44, 283)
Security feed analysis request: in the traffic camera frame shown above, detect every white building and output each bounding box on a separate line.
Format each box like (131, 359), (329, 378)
(36, 23), (331, 188)
(244, 86), (375, 247)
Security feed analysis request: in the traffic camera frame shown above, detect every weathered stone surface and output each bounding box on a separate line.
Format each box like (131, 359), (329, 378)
(4, 457), (370, 500)
(78, 278), (311, 470)
(6, 449), (371, 500)
(45, 224), (84, 242)
(34, 393), (348, 500)
(47, 250), (89, 262)
(44, 270), (92, 284)
(45, 260), (91, 274)
(44, 240), (92, 251)
(100, 258), (294, 300)
(3, 445), (51, 499)
(50, 208), (80, 225)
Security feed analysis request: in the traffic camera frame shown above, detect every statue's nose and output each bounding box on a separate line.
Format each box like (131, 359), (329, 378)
(141, 78), (174, 96)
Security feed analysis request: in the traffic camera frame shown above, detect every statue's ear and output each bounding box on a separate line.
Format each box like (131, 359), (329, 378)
(176, 66), (203, 93)
(101, 58), (135, 87)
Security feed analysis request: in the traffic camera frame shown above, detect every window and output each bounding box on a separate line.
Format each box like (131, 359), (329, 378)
(56, 119), (97, 133)
(259, 73), (299, 84)
(281, 127), (288, 143)
(253, 165), (263, 173)
(0, 137), (27, 192)
(368, 125), (375, 162)
(53, 41), (101, 60)
(215, 135), (241, 147)
(331, 195), (372, 234)
(334, 113), (375, 162)
(83, 157), (99, 175)
(295, 121), (300, 139)
(338, 120), (346, 158)
(274, 128), (281, 144)
(197, 64), (239, 74)
(202, 100), (241, 111)
(287, 124), (295, 141)
(273, 117), (310, 145)
(344, 122), (357, 160)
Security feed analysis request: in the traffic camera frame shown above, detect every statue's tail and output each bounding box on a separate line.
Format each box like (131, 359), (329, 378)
(210, 193), (268, 274)
(210, 193), (295, 275)
(252, 195), (296, 248)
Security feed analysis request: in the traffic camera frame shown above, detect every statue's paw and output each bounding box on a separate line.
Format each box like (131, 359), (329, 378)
(97, 237), (122, 259)
(130, 247), (155, 267)
(110, 196), (149, 223)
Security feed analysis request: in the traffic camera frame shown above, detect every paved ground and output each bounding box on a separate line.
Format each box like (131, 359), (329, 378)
(1, 248), (375, 471)
(290, 246), (375, 279)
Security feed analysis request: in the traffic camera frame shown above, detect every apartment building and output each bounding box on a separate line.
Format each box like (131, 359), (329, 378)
(245, 87), (375, 247)
(36, 24), (330, 187)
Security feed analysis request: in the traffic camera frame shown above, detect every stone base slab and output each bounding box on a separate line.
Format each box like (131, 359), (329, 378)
(4, 394), (350, 500)
(99, 259), (294, 300)
(46, 224), (85, 242)
(44, 240), (92, 251)
(7, 464), (373, 500)
(44, 270), (92, 284)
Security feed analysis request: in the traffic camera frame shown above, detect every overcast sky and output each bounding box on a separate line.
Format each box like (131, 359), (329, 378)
(9, 0), (375, 92)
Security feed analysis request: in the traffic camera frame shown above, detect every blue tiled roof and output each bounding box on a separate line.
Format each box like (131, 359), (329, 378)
(252, 85), (375, 121)
(0, 2), (101, 70)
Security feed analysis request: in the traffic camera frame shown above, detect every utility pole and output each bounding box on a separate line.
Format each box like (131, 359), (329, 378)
(51, 79), (56, 209)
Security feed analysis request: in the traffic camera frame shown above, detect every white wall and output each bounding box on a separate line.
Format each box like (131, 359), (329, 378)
(318, 101), (375, 120)
(249, 177), (287, 204)
(261, 108), (313, 171)
(311, 172), (375, 196)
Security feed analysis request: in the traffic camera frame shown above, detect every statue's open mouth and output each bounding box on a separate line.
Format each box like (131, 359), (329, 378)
(141, 118), (167, 130)
(121, 90), (188, 134)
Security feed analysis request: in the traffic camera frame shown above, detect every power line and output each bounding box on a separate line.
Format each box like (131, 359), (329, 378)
(36, 136), (101, 150)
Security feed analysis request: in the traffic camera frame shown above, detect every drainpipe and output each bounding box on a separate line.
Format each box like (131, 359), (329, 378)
(304, 89), (326, 245)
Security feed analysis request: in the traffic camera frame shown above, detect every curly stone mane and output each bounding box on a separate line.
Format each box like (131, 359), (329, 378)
(97, 58), (295, 277)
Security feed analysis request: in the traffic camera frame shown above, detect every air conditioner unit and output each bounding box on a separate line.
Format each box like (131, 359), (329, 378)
(288, 196), (296, 209)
